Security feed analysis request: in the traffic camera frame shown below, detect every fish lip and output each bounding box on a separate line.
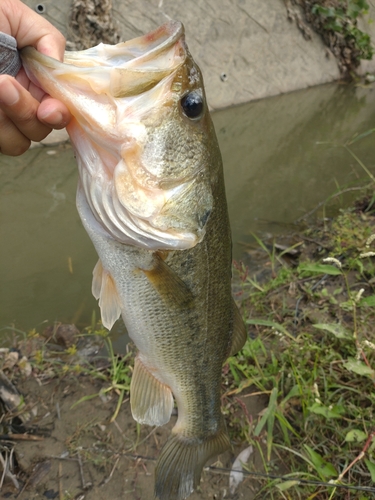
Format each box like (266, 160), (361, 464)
(126, 21), (185, 66)
(21, 20), (186, 100)
(21, 20), (185, 70)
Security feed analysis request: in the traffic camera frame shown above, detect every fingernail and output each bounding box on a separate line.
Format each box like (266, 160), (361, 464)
(0, 79), (20, 106)
(39, 109), (64, 126)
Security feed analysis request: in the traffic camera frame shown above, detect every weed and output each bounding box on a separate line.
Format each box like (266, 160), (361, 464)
(227, 200), (375, 498)
(70, 334), (133, 422)
(312, 1), (373, 59)
(300, 0), (373, 77)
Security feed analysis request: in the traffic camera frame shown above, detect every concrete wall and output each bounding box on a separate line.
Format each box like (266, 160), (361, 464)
(23, 0), (375, 109)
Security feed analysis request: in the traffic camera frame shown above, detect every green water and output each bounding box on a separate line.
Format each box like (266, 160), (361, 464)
(1, 82), (375, 334)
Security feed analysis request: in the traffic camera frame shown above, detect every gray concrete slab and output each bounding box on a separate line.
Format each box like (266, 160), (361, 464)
(22, 0), (375, 109)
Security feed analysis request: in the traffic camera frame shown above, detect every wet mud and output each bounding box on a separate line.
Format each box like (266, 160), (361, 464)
(0, 338), (266, 500)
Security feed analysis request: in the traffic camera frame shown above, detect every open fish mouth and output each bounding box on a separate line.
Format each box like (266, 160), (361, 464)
(23, 21), (185, 98)
(21, 21), (214, 251)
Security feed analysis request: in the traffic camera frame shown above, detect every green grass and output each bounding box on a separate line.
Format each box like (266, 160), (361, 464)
(226, 201), (375, 499)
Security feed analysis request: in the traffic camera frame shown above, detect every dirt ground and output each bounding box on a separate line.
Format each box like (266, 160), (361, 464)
(0, 343), (267, 500)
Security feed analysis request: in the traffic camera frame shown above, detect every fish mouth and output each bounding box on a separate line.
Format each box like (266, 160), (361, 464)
(21, 21), (186, 99)
(21, 21), (212, 252)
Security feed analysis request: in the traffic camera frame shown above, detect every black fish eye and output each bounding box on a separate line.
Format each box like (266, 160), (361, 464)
(180, 91), (204, 119)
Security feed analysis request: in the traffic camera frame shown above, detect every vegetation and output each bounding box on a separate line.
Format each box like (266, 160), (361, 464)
(298, 0), (373, 77)
(226, 191), (375, 498)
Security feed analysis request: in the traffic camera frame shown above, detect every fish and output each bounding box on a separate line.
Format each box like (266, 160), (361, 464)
(21, 21), (247, 500)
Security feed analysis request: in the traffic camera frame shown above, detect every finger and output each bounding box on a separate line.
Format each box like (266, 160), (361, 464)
(0, 75), (51, 142)
(37, 97), (71, 129)
(36, 32), (66, 61)
(0, 0), (66, 61)
(0, 110), (31, 156)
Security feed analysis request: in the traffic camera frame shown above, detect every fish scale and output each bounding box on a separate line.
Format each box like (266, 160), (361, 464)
(21, 20), (247, 500)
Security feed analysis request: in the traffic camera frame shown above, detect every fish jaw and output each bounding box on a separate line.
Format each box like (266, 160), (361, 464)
(21, 21), (215, 251)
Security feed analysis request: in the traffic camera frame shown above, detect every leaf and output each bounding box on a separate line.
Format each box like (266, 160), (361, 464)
(360, 295), (375, 307)
(347, 128), (375, 145)
(303, 445), (337, 479)
(345, 429), (367, 443)
(276, 480), (300, 492)
(254, 387), (278, 437)
(70, 392), (100, 409)
(309, 402), (344, 419)
(344, 358), (375, 377)
(267, 387), (278, 461)
(298, 263), (342, 276)
(365, 459), (375, 482)
(280, 385), (300, 406)
(313, 323), (352, 339)
(246, 319), (294, 340)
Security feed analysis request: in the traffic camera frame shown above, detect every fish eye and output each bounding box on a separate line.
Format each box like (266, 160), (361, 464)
(180, 91), (204, 119)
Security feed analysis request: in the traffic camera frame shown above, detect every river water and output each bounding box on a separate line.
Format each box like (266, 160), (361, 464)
(1, 82), (375, 337)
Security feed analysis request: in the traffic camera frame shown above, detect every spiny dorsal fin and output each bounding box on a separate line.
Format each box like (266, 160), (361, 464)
(92, 259), (121, 330)
(154, 425), (230, 500)
(142, 252), (194, 309)
(228, 300), (247, 357)
(130, 356), (174, 426)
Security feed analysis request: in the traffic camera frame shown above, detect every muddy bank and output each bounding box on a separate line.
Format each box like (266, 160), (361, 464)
(0, 334), (266, 500)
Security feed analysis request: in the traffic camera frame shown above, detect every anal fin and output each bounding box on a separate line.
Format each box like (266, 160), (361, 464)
(92, 259), (121, 330)
(229, 299), (247, 357)
(130, 356), (173, 426)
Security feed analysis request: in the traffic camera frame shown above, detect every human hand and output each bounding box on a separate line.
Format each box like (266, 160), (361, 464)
(0, 0), (72, 156)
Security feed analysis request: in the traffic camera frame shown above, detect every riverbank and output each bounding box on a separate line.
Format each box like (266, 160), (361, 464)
(2, 181), (375, 499)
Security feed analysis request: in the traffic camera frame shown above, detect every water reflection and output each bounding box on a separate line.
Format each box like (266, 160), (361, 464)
(1, 83), (375, 333)
(215, 83), (375, 253)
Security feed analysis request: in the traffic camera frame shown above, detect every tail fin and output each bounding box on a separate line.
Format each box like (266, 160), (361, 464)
(154, 427), (230, 500)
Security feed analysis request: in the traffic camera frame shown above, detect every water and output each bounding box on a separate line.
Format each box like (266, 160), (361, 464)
(1, 82), (375, 335)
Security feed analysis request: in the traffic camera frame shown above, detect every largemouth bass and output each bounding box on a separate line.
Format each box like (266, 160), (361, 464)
(21, 21), (247, 500)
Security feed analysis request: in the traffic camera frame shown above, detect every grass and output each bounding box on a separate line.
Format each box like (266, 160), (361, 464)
(226, 195), (375, 499)
(300, 0), (373, 77)
(69, 334), (133, 423)
(0, 320), (134, 424)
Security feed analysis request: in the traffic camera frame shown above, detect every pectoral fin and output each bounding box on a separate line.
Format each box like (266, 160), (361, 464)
(142, 253), (194, 309)
(228, 300), (247, 357)
(130, 356), (173, 426)
(92, 259), (121, 330)
(92, 259), (103, 300)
